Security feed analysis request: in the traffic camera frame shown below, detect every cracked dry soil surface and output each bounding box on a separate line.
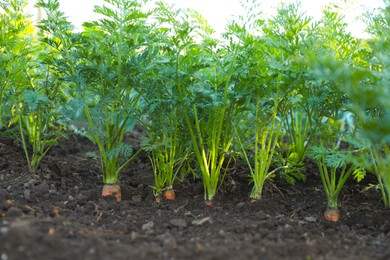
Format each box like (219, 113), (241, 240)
(1, 133), (390, 260)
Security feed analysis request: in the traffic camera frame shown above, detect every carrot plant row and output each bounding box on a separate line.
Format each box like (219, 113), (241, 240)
(1, 0), (389, 222)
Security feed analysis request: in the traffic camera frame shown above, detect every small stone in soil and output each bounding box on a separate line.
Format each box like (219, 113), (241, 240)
(131, 231), (141, 241)
(24, 190), (31, 200)
(0, 226), (10, 235)
(49, 189), (57, 196)
(304, 216), (317, 223)
(192, 217), (212, 226)
(50, 184), (57, 192)
(236, 202), (246, 208)
(43, 172), (51, 179)
(218, 230), (225, 236)
(170, 218), (187, 229)
(142, 221), (154, 231)
(24, 179), (36, 188)
(31, 181), (50, 200)
(88, 247), (96, 255)
(157, 232), (177, 249)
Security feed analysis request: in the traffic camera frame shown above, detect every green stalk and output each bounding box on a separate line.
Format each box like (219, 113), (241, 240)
(371, 148), (390, 207)
(85, 104), (141, 184)
(235, 84), (285, 201)
(318, 155), (355, 209)
(115, 148), (142, 176)
(175, 46), (238, 202)
(166, 107), (179, 189)
(150, 153), (165, 196)
(149, 103), (185, 196)
(18, 115), (32, 173)
(18, 110), (53, 173)
(84, 106), (109, 182)
(251, 89), (284, 200)
(288, 110), (310, 160)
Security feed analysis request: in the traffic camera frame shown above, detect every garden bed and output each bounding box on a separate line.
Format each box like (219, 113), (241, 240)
(1, 133), (389, 260)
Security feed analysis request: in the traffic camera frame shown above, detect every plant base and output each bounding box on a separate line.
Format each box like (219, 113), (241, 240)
(155, 194), (162, 204)
(324, 208), (340, 222)
(205, 200), (213, 206)
(163, 189), (176, 201)
(102, 184), (121, 203)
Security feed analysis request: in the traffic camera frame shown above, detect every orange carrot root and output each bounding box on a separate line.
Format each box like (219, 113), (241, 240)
(163, 189), (176, 201)
(102, 184), (121, 203)
(205, 200), (213, 206)
(324, 208), (340, 222)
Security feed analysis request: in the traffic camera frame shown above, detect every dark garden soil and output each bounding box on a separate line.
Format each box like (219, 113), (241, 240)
(1, 128), (390, 260)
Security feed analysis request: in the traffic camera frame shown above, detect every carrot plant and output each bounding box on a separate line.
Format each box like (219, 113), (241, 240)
(189, 53), (238, 205)
(308, 118), (359, 221)
(339, 4), (390, 207)
(141, 99), (188, 201)
(229, 2), (316, 201)
(1, 0), (69, 173)
(236, 88), (286, 201)
(260, 3), (319, 184)
(273, 5), (360, 185)
(135, 2), (192, 201)
(72, 0), (150, 185)
(14, 91), (66, 174)
(141, 82), (190, 201)
(186, 30), (239, 205)
(145, 134), (188, 201)
(303, 5), (383, 220)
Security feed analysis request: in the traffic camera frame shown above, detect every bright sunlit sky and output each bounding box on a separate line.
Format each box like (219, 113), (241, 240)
(26, 0), (386, 38)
